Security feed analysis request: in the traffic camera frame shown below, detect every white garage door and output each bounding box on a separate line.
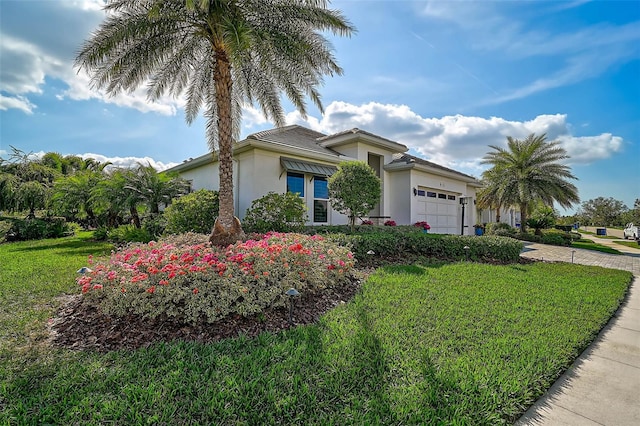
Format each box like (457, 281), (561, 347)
(416, 189), (459, 234)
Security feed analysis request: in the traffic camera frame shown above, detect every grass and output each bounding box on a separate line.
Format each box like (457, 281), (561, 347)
(0, 235), (633, 424)
(0, 231), (113, 352)
(571, 240), (623, 255)
(578, 230), (623, 240)
(614, 240), (640, 249)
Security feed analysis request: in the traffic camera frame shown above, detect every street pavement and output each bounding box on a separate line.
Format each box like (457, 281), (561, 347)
(516, 240), (640, 426)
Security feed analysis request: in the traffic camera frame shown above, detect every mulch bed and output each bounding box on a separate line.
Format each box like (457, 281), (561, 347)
(49, 278), (365, 352)
(48, 257), (534, 352)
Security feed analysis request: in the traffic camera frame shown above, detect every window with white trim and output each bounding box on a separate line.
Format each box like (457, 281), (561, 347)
(313, 177), (329, 223)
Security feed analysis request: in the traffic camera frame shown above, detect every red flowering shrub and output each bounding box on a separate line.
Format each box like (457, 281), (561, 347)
(384, 220), (396, 226)
(361, 220), (374, 225)
(77, 233), (355, 324)
(414, 221), (431, 230)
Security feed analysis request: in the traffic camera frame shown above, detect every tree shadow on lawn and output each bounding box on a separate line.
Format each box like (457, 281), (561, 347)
(9, 239), (112, 257)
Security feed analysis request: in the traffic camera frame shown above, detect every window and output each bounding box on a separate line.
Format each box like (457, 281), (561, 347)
(314, 201), (328, 222)
(417, 190), (426, 196)
(313, 177), (328, 222)
(438, 193), (446, 199)
(426, 191), (437, 198)
(314, 177), (329, 199)
(286, 172), (304, 196)
(448, 195), (456, 201)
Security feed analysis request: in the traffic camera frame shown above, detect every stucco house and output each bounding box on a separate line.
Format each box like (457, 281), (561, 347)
(165, 125), (484, 235)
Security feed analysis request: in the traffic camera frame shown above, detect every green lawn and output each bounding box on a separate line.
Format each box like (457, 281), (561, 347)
(579, 230), (623, 240)
(0, 234), (632, 424)
(571, 240), (623, 254)
(614, 240), (640, 249)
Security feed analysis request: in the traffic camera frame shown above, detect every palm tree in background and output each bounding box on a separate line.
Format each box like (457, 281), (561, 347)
(76, 0), (354, 245)
(481, 133), (579, 233)
(476, 168), (503, 223)
(124, 163), (190, 216)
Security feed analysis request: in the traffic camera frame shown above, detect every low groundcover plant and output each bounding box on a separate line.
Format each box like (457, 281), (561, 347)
(77, 233), (355, 324)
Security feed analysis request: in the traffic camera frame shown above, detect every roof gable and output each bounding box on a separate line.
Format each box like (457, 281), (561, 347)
(318, 128), (408, 153)
(247, 125), (339, 156)
(388, 153), (480, 183)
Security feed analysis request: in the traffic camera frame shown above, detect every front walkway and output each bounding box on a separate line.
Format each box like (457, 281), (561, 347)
(516, 243), (640, 425)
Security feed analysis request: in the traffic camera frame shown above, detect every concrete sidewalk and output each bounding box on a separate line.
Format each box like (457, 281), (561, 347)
(516, 243), (640, 426)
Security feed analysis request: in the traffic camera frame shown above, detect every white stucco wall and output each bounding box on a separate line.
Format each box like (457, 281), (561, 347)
(387, 170), (412, 225)
(171, 141), (479, 231)
(177, 159), (219, 192)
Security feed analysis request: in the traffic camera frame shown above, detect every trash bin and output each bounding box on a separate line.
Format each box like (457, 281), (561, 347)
(596, 228), (607, 236)
(475, 227), (484, 236)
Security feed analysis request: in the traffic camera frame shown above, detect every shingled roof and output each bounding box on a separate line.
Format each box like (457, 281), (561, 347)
(247, 125), (339, 156)
(390, 153), (479, 182)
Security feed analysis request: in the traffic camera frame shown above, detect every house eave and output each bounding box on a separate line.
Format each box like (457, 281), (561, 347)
(167, 138), (351, 173)
(384, 161), (481, 185)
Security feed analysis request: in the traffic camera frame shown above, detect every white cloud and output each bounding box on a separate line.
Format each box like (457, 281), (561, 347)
(25, 151), (179, 172)
(0, 94), (36, 114)
(241, 105), (270, 128)
(288, 101), (625, 175)
(78, 153), (180, 171)
(0, 1), (181, 116)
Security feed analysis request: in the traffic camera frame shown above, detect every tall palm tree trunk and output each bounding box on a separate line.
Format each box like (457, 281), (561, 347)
(129, 205), (141, 228)
(210, 50), (244, 246)
(519, 202), (528, 233)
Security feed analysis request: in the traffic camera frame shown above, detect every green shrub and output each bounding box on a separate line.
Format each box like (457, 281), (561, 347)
(303, 224), (422, 235)
(485, 222), (516, 236)
(243, 192), (307, 233)
(326, 232), (523, 264)
(5, 217), (76, 241)
(0, 220), (13, 243)
(516, 232), (542, 243)
(164, 189), (219, 235)
(93, 226), (110, 241)
(79, 233), (355, 324)
(512, 229), (575, 246)
(541, 228), (573, 246)
(142, 214), (167, 239)
(493, 228), (517, 238)
(541, 233), (566, 246)
(108, 224), (152, 243)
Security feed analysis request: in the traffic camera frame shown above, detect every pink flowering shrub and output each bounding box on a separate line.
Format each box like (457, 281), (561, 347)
(77, 232), (356, 324)
(384, 220), (397, 226)
(360, 220), (373, 225)
(414, 221), (431, 230)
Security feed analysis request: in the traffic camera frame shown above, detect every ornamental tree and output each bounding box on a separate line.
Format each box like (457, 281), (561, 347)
(328, 161), (381, 232)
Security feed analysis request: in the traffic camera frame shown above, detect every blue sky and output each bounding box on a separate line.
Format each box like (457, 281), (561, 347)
(1, 0), (639, 214)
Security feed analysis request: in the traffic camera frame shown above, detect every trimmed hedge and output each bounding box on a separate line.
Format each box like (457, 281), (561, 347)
(304, 224), (423, 235)
(326, 232), (523, 264)
(2, 217), (78, 241)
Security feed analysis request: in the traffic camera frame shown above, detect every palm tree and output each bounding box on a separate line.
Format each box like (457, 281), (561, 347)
(476, 169), (503, 223)
(481, 133), (579, 233)
(75, 0), (354, 245)
(51, 171), (103, 226)
(124, 163), (189, 216)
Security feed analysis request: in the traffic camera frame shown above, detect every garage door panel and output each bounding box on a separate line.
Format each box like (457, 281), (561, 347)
(417, 188), (460, 235)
